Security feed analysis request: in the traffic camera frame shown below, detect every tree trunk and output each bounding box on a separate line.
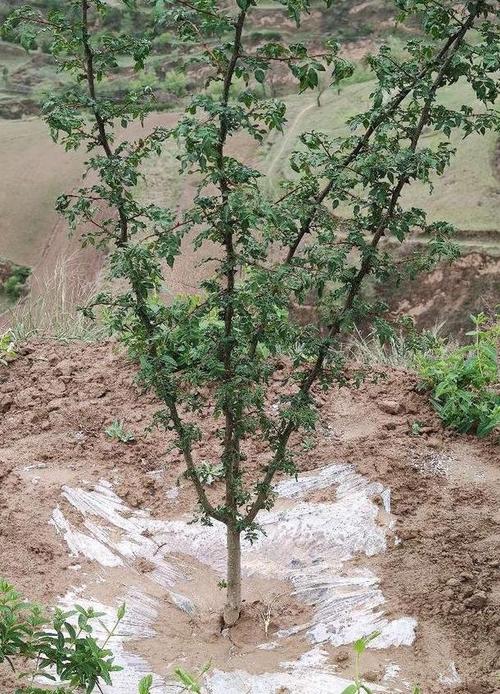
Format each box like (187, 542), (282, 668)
(223, 524), (242, 626)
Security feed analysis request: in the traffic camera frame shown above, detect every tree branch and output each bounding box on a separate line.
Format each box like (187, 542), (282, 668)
(245, 1), (482, 523)
(284, 6), (481, 263)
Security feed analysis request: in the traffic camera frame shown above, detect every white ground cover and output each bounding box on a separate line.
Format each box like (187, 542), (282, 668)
(51, 463), (418, 693)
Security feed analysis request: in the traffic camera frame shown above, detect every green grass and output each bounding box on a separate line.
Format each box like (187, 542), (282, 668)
(262, 78), (499, 234)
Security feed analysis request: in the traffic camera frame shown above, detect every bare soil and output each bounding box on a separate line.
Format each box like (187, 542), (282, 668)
(0, 341), (498, 692)
(384, 252), (500, 336)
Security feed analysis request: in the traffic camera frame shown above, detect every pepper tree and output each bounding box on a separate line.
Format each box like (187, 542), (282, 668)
(4, 0), (499, 626)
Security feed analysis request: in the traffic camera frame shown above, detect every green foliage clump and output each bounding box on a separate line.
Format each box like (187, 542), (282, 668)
(249, 29), (283, 42)
(0, 330), (17, 366)
(0, 579), (124, 693)
(417, 314), (499, 437)
(2, 264), (31, 300)
(163, 68), (188, 96)
(104, 420), (135, 443)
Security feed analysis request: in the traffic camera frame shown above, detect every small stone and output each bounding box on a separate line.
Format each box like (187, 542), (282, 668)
(427, 436), (441, 448)
(88, 384), (108, 398)
(463, 592), (487, 609)
(379, 400), (401, 415)
(55, 359), (74, 377)
(446, 578), (461, 587)
(45, 380), (66, 396)
(441, 600), (453, 615)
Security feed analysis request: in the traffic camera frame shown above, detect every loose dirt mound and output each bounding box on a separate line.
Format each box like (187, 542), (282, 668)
(0, 342), (498, 692)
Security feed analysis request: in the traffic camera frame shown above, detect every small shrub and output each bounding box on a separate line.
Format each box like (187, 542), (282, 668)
(164, 69), (188, 96)
(0, 579), (124, 693)
(417, 314), (500, 437)
(105, 420), (136, 443)
(0, 330), (16, 366)
(1, 264), (31, 300)
(248, 30), (283, 42)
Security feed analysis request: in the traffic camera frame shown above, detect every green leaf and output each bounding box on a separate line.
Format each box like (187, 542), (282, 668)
(117, 603), (126, 621)
(254, 69), (265, 84)
(139, 674), (153, 694)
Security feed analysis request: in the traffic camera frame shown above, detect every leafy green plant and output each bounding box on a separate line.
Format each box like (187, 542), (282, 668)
(341, 630), (381, 694)
(341, 631), (421, 694)
(0, 330), (17, 366)
(173, 666), (202, 693)
(411, 420), (424, 436)
(417, 314), (500, 436)
(4, 0), (499, 630)
(0, 579), (124, 693)
(164, 69), (188, 96)
(138, 674), (153, 694)
(104, 420), (136, 443)
(2, 265), (31, 300)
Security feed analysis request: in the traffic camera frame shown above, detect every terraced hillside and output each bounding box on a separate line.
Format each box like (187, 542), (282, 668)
(0, 0), (498, 327)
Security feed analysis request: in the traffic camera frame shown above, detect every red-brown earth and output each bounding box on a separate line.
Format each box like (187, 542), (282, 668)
(0, 341), (498, 692)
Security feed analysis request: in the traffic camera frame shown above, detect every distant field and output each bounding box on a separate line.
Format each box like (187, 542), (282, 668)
(262, 79), (499, 233)
(0, 118), (86, 266)
(0, 75), (497, 282)
(0, 112), (180, 271)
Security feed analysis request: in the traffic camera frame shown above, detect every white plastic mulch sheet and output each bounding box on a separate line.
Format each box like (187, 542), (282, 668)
(51, 463), (417, 693)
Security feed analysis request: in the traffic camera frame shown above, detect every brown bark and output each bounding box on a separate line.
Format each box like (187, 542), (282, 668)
(223, 524), (242, 627)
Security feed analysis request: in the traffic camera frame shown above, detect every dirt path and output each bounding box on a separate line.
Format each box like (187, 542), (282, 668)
(0, 342), (498, 692)
(266, 99), (317, 182)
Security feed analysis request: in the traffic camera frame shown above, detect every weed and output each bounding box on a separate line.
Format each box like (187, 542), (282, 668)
(0, 330), (16, 366)
(138, 675), (154, 694)
(347, 323), (444, 370)
(258, 593), (284, 638)
(301, 435), (317, 451)
(172, 662), (211, 693)
(341, 630), (381, 694)
(411, 420), (424, 436)
(195, 462), (224, 485)
(104, 420), (135, 443)
(4, 255), (104, 343)
(341, 631), (422, 694)
(417, 313), (500, 436)
(163, 69), (188, 96)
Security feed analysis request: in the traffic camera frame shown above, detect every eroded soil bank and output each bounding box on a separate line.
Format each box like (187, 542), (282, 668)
(0, 342), (498, 693)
